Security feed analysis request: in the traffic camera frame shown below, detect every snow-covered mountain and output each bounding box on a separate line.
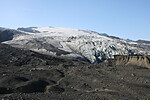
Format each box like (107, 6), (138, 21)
(3, 27), (150, 63)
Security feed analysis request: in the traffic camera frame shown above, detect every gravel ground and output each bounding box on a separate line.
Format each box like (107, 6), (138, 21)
(0, 44), (150, 100)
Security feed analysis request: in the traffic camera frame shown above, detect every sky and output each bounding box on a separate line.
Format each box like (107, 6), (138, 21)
(0, 0), (150, 41)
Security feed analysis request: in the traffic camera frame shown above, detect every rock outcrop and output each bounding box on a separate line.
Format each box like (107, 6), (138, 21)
(0, 27), (24, 42)
(114, 55), (150, 68)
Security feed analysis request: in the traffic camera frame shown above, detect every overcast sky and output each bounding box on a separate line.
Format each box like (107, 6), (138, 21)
(0, 0), (150, 40)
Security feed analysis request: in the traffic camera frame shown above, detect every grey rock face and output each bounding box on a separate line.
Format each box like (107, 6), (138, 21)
(0, 28), (25, 42)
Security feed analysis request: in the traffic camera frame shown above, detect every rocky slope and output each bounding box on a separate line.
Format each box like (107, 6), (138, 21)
(0, 44), (150, 100)
(3, 27), (150, 64)
(136, 40), (150, 44)
(0, 43), (78, 66)
(0, 27), (25, 42)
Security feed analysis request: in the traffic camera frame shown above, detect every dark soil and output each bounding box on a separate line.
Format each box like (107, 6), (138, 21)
(0, 43), (150, 100)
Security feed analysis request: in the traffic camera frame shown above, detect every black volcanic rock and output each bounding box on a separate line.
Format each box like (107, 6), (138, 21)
(0, 44), (150, 100)
(107, 35), (120, 39)
(0, 30), (14, 42)
(14, 80), (49, 93)
(0, 28), (24, 42)
(136, 40), (150, 44)
(0, 43), (67, 66)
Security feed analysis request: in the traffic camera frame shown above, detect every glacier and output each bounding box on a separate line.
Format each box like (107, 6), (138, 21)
(3, 27), (150, 63)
